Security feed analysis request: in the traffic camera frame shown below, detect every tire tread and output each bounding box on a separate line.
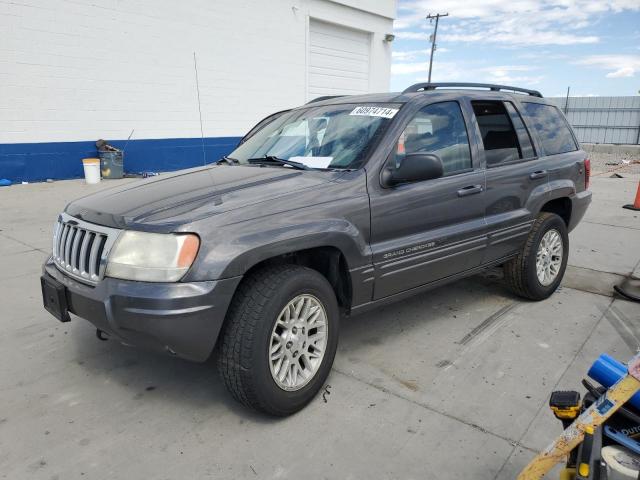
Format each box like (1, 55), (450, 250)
(217, 264), (313, 414)
(504, 212), (559, 300)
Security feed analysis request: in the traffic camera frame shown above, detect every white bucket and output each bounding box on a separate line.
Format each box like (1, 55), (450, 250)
(602, 445), (640, 480)
(82, 158), (101, 184)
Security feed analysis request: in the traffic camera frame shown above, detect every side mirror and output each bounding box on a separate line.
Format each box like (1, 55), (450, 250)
(381, 153), (444, 187)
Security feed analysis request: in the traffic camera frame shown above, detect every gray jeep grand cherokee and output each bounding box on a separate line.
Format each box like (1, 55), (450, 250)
(41, 82), (591, 415)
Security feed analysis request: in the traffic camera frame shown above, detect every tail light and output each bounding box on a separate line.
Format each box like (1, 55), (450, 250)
(584, 158), (591, 190)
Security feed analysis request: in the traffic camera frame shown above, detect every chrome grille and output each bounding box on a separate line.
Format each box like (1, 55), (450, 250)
(52, 213), (120, 284)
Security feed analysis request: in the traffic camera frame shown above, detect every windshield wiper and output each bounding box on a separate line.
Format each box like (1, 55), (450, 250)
(216, 156), (239, 165)
(247, 155), (311, 170)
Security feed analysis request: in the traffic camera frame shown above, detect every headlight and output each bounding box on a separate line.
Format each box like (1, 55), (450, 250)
(105, 231), (200, 282)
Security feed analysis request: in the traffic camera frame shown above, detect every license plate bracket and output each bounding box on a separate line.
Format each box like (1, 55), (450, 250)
(41, 275), (71, 323)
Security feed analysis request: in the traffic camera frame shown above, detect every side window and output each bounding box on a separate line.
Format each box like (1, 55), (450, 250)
(504, 102), (535, 159)
(471, 100), (531, 167)
(394, 101), (472, 176)
(521, 103), (578, 156)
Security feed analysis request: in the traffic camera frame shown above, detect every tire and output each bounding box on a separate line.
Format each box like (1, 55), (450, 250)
(217, 264), (340, 416)
(504, 212), (569, 301)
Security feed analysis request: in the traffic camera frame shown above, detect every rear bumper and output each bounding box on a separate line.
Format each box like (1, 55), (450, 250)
(42, 258), (242, 362)
(568, 190), (592, 232)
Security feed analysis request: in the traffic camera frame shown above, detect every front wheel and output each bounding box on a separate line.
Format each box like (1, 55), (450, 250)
(504, 212), (569, 300)
(217, 264), (339, 416)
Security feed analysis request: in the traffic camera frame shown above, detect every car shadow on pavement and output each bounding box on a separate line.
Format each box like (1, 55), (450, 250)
(68, 322), (279, 423)
(339, 274), (518, 355)
(68, 272), (517, 420)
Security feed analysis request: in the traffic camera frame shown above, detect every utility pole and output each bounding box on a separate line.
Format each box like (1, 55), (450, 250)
(426, 12), (448, 83)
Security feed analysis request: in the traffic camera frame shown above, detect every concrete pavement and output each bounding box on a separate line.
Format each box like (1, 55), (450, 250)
(1, 173), (639, 479)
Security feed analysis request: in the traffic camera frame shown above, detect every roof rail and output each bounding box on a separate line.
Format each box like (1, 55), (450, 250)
(403, 82), (543, 98)
(306, 95), (346, 104)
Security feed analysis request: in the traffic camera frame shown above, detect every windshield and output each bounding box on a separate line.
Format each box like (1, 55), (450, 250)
(227, 103), (401, 170)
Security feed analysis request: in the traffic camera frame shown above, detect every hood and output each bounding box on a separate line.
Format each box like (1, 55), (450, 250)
(66, 165), (341, 231)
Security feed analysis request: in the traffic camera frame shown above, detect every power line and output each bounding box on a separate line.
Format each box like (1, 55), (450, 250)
(426, 12), (448, 83)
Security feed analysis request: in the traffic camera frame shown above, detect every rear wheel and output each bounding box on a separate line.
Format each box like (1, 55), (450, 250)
(217, 264), (339, 416)
(504, 212), (569, 300)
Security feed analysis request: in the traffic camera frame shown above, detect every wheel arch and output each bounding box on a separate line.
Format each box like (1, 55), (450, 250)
(540, 196), (572, 227)
(240, 245), (353, 314)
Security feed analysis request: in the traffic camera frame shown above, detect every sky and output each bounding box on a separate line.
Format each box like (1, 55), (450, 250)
(390, 0), (640, 97)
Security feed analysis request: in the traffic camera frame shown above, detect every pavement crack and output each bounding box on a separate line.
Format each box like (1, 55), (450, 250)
(583, 220), (640, 231)
(561, 285), (615, 299)
(331, 367), (537, 454)
(566, 263), (626, 277)
(601, 303), (640, 352)
(492, 297), (614, 480)
(0, 232), (49, 254)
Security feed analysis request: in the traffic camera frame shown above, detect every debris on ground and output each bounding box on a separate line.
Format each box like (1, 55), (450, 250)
(590, 150), (640, 174)
(322, 384), (331, 403)
(124, 172), (159, 178)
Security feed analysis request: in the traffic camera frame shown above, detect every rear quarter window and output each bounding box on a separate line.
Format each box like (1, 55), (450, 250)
(522, 103), (577, 156)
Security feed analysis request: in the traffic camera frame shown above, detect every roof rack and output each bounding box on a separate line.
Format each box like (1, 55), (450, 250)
(306, 95), (347, 104)
(403, 82), (543, 98)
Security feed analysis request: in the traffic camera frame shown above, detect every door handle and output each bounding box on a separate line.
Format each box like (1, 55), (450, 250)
(529, 170), (548, 180)
(457, 184), (483, 197)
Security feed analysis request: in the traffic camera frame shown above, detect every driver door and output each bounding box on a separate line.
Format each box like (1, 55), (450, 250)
(369, 100), (487, 300)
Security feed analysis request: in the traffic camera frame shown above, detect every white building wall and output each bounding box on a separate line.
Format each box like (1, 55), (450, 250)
(1, 0), (395, 145)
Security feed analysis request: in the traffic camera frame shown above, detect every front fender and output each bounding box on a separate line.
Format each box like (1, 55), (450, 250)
(183, 198), (371, 282)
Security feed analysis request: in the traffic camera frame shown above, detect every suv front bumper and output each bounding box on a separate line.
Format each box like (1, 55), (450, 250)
(42, 257), (242, 362)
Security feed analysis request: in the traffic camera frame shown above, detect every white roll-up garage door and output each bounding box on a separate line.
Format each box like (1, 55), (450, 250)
(308, 19), (371, 100)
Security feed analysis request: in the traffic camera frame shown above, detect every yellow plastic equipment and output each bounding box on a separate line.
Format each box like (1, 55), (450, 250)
(518, 353), (640, 479)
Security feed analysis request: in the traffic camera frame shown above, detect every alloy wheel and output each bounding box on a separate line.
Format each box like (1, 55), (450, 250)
(535, 229), (563, 286)
(268, 294), (328, 391)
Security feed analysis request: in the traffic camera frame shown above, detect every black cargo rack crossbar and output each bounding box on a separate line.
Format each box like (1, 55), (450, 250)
(403, 82), (543, 98)
(306, 95), (347, 104)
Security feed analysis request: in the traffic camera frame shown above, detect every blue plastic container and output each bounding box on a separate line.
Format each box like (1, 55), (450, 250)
(588, 353), (640, 410)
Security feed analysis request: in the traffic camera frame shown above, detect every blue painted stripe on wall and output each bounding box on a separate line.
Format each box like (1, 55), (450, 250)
(0, 137), (241, 183)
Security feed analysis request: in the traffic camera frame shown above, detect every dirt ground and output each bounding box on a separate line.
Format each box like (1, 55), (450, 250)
(589, 149), (640, 175)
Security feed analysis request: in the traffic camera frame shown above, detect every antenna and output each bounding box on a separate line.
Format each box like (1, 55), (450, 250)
(122, 129), (135, 153)
(193, 52), (206, 165)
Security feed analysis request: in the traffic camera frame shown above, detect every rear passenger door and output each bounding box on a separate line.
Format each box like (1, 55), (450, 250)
(519, 102), (584, 201)
(369, 101), (487, 300)
(470, 99), (548, 264)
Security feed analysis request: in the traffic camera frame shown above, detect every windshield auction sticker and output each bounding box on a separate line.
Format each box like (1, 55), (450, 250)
(349, 106), (399, 119)
(289, 156), (333, 169)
